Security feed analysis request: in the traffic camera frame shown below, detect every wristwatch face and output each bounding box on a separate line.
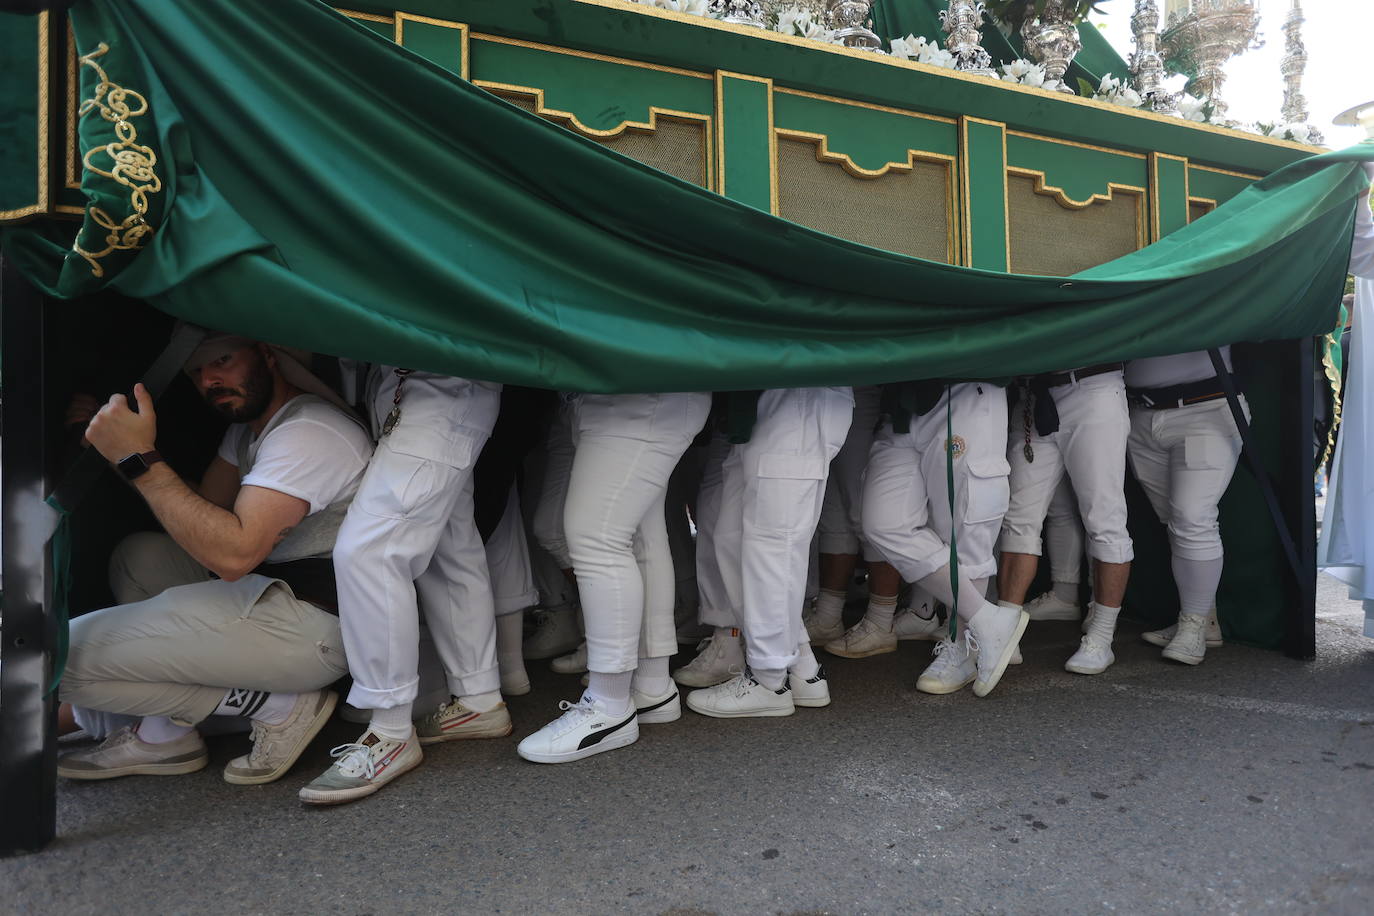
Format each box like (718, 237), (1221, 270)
(117, 452), (151, 480)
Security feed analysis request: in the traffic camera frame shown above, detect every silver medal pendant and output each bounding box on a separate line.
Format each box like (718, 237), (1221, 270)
(382, 405), (401, 437)
(1023, 443), (1035, 463)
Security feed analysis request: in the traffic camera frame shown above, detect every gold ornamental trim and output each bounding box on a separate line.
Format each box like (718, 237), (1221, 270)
(72, 43), (162, 278)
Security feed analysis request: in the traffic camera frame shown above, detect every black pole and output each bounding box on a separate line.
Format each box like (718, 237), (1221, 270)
(1283, 337), (1318, 659)
(0, 255), (57, 857)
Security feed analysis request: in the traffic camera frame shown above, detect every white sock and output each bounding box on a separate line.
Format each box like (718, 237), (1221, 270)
(864, 593), (899, 630)
(631, 656), (672, 697)
(1052, 581), (1079, 604)
(919, 565), (993, 624)
(495, 612), (527, 678)
(1172, 555), (1224, 617)
(971, 577), (991, 601)
(813, 588), (847, 625)
(458, 691), (502, 713)
(751, 666), (786, 690)
(369, 704), (414, 741)
(1087, 602), (1121, 637)
(790, 643), (820, 680)
(136, 716), (194, 744)
(585, 670), (633, 713)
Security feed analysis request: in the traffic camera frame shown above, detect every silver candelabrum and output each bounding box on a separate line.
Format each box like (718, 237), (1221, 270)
(938, 1), (996, 76)
(1280, 0), (1322, 142)
(1020, 0), (1082, 93)
(1129, 0), (1177, 112)
(709, 0), (765, 27)
(825, 1), (883, 51)
(1161, 0), (1262, 125)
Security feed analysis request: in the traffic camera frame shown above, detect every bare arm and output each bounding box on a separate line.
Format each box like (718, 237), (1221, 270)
(197, 456), (242, 510)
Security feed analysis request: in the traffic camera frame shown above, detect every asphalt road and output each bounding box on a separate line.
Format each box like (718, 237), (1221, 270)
(3, 573), (1372, 915)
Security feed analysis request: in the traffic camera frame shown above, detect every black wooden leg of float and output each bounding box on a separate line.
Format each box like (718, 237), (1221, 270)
(1283, 338), (1318, 660)
(0, 256), (56, 857)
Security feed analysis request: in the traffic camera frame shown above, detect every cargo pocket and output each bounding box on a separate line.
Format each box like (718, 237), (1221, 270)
(386, 425), (477, 470)
(750, 453), (829, 531)
(962, 452), (1011, 524)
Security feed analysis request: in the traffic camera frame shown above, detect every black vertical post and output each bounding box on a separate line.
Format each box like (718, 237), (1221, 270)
(1281, 337), (1318, 659)
(0, 255), (56, 857)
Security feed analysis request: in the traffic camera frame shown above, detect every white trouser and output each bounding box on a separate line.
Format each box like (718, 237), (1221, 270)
(487, 483), (538, 616)
(714, 387), (853, 671)
(564, 392), (712, 673)
(694, 430), (736, 628)
(817, 385), (884, 561)
(531, 402), (576, 569)
(1045, 477), (1085, 584)
(1127, 397), (1245, 561)
(335, 370), (501, 709)
(862, 383), (1010, 584)
(1001, 372), (1133, 564)
(520, 438), (577, 611)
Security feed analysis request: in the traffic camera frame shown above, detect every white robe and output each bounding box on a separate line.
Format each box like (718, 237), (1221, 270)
(1318, 195), (1374, 636)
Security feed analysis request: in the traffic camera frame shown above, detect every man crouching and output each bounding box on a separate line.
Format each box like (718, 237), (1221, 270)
(57, 328), (372, 785)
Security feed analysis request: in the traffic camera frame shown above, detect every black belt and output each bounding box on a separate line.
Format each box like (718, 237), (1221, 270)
(1127, 376), (1232, 410)
(1035, 362), (1124, 389)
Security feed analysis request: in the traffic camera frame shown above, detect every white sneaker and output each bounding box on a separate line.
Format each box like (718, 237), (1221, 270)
(298, 727), (423, 805)
(686, 671), (794, 718)
(893, 607), (943, 641)
(57, 726), (208, 780)
(672, 633), (743, 688)
(822, 616), (897, 658)
(1065, 605), (1119, 675)
(522, 607), (581, 660)
(803, 609), (844, 645)
(516, 696), (639, 764)
(550, 641), (588, 674)
(223, 690), (338, 785)
(1143, 615), (1223, 648)
(915, 635), (976, 695)
(1161, 613), (1209, 665)
(632, 686), (681, 724)
(415, 697), (513, 745)
(1025, 591), (1082, 622)
(789, 665), (831, 708)
(968, 603), (1029, 697)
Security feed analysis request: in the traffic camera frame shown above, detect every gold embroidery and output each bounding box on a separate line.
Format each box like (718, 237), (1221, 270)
(72, 43), (161, 277)
(1320, 329), (1343, 468)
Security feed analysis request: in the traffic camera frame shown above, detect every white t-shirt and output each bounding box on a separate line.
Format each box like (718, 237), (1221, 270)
(217, 396), (372, 514)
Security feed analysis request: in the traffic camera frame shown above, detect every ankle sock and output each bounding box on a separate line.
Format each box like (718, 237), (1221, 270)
(368, 704), (414, 741)
(813, 588), (847, 626)
(790, 643), (820, 680)
(750, 666), (786, 691)
(458, 691), (502, 714)
(137, 716), (194, 744)
(1052, 581), (1079, 604)
(1086, 602), (1121, 637)
(586, 670), (633, 713)
(864, 593), (899, 631)
(631, 656), (672, 697)
(213, 688), (275, 720)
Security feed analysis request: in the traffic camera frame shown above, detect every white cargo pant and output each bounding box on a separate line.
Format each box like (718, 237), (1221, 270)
(1046, 477), (1085, 585)
(862, 383), (1010, 584)
(1127, 397), (1245, 561)
(334, 369), (501, 709)
(1000, 372), (1133, 564)
(564, 392), (712, 673)
(817, 385), (884, 561)
(694, 429), (736, 629)
(714, 387), (854, 671)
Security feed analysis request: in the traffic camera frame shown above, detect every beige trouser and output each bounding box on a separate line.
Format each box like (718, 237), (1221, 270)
(61, 532), (348, 725)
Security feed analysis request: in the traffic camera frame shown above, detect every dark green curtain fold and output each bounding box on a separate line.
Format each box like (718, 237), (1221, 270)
(3, 0), (1370, 394)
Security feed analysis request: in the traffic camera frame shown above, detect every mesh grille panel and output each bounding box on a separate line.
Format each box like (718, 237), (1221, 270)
(1189, 201), (1215, 223)
(1007, 175), (1141, 275)
(776, 137), (952, 262)
(495, 92), (707, 188)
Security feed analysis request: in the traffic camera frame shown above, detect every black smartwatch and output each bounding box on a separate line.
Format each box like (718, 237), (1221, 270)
(117, 449), (164, 481)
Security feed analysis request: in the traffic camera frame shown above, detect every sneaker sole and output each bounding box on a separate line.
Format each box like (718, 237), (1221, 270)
(972, 611), (1029, 698)
(1143, 632), (1223, 649)
(1161, 647), (1206, 665)
(792, 691), (831, 708)
(807, 631), (843, 646)
(1064, 655), (1114, 676)
(684, 698), (795, 719)
(823, 642), (897, 659)
(59, 754), (208, 781)
(223, 691), (339, 786)
(516, 727), (639, 764)
(916, 673), (975, 695)
(418, 716), (514, 746)
(298, 753), (423, 805)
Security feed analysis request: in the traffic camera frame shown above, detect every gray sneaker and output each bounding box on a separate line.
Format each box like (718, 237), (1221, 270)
(299, 727), (424, 805)
(58, 725), (207, 780)
(223, 690), (338, 785)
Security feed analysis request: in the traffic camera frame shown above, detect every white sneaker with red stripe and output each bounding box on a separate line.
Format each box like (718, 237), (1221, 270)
(414, 697), (513, 746)
(298, 727), (423, 805)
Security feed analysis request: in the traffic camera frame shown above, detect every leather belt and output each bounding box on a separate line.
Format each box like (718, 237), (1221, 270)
(1035, 362), (1124, 389)
(1127, 376), (1231, 410)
